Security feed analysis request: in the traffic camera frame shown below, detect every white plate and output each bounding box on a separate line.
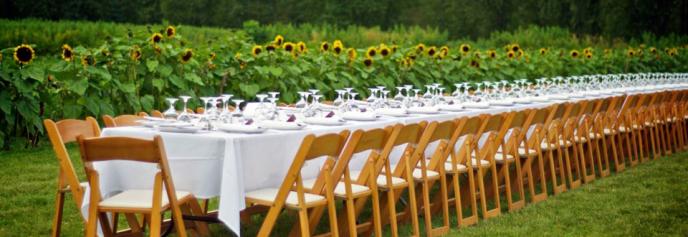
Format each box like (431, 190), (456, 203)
(216, 124), (267, 134)
(491, 100), (514, 106)
(439, 104), (464, 112)
(158, 126), (201, 133)
(463, 102), (491, 109)
(531, 97), (549, 102)
(341, 112), (378, 121)
(258, 120), (306, 130)
(157, 122), (194, 128)
(304, 117), (346, 126)
(376, 108), (409, 117)
(549, 95), (570, 100)
(513, 98), (532, 104)
(407, 107), (440, 114)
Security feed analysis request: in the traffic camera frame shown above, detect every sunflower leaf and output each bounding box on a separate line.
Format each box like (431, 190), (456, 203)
(146, 60), (159, 72)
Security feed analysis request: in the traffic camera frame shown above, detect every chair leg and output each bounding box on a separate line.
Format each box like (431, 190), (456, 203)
(598, 136), (611, 177)
(298, 208), (310, 237)
(547, 148), (566, 195)
(608, 134), (624, 172)
(51, 190), (65, 237)
(565, 145), (581, 189)
(532, 152), (548, 203)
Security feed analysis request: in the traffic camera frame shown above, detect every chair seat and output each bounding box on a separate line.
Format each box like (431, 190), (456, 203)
(471, 159), (491, 169)
(541, 139), (572, 150)
(411, 168), (440, 181)
(573, 136), (587, 143)
(603, 128), (616, 135)
(350, 171), (408, 188)
(99, 189), (191, 210)
(494, 153), (515, 164)
(498, 147), (538, 157)
(245, 188), (326, 209)
(589, 132), (603, 139)
(667, 117), (677, 123)
(443, 162), (468, 173)
(644, 122), (655, 127)
(301, 178), (371, 197)
(618, 126), (631, 133)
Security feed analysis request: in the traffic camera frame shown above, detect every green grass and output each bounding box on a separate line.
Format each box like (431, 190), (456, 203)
(1, 143), (687, 236)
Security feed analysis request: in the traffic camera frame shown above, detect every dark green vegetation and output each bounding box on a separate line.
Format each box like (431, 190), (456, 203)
(3, 0), (688, 39)
(1, 144), (687, 236)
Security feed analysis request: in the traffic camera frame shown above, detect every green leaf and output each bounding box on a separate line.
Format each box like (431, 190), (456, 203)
(159, 65), (173, 77)
(239, 83), (260, 96)
(24, 66), (45, 82)
(140, 95), (154, 112)
(66, 77), (89, 95)
(63, 104), (82, 118)
(168, 75), (187, 90)
(185, 73), (203, 85)
(146, 60), (159, 72)
(84, 96), (100, 115)
(0, 90), (11, 114)
(152, 78), (165, 91)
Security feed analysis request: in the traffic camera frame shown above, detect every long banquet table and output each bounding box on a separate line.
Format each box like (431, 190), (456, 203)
(86, 86), (678, 235)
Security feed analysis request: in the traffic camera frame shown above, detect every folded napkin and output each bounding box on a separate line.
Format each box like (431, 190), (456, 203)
(491, 99), (514, 106)
(158, 126), (201, 133)
(463, 102), (491, 109)
(258, 120), (306, 130)
(157, 122), (194, 128)
(407, 106), (440, 114)
(216, 123), (266, 134)
(438, 104), (464, 112)
(304, 117), (346, 126)
(341, 112), (378, 121)
(376, 108), (408, 117)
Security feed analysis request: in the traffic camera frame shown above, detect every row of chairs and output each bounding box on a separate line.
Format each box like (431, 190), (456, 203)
(242, 88), (688, 237)
(45, 88), (687, 236)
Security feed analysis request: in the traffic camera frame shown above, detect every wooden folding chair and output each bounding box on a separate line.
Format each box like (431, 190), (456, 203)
(494, 110), (528, 210)
(513, 108), (551, 202)
(245, 131), (349, 237)
(559, 102), (584, 189)
(150, 110), (164, 118)
(435, 116), (481, 227)
(297, 127), (395, 236)
(472, 113), (503, 219)
(44, 117), (101, 237)
(77, 135), (208, 237)
(102, 114), (144, 127)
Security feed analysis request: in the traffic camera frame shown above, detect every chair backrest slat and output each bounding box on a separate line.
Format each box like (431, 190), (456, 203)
(103, 114), (143, 127)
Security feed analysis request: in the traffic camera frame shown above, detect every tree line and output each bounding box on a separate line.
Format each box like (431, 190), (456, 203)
(2, 0), (687, 39)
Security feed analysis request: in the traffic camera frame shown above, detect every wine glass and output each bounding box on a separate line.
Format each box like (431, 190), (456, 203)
(231, 98), (245, 123)
(164, 98), (178, 119)
(295, 92), (308, 108)
(199, 97), (212, 115)
(334, 90), (346, 106)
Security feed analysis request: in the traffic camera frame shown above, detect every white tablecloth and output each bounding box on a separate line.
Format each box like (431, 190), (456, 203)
(88, 85), (681, 235)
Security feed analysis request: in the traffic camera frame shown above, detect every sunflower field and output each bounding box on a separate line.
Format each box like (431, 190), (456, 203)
(1, 19), (687, 150)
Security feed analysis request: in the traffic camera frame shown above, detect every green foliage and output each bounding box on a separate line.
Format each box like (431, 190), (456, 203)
(0, 19), (687, 150)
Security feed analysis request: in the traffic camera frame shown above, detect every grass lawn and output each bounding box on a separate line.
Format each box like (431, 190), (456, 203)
(1, 143), (687, 236)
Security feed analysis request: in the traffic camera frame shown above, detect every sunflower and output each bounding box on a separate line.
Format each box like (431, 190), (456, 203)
(252, 45), (263, 56)
(283, 42), (295, 52)
(408, 52), (417, 60)
(539, 48), (547, 55)
(487, 50), (497, 59)
(473, 50), (481, 58)
(81, 54), (96, 67)
(469, 59), (480, 68)
(166, 26), (176, 37)
(391, 45), (398, 53)
(130, 47), (142, 61)
(297, 41), (307, 53)
(649, 47), (657, 54)
(347, 48), (357, 61)
(210, 52), (217, 61)
(511, 44), (520, 52)
(366, 47), (377, 57)
(517, 49), (524, 58)
(585, 52), (593, 59)
(570, 50), (580, 58)
(180, 48), (193, 63)
(626, 49), (635, 57)
(266, 44), (276, 52)
(13, 44), (34, 65)
(415, 43), (426, 54)
(427, 46), (437, 57)
(153, 45), (162, 55)
(379, 44), (390, 57)
(333, 41), (343, 54)
(274, 35), (284, 46)
(583, 47), (592, 55)
(240, 61), (247, 70)
(61, 44), (74, 62)
(151, 33), (163, 44)
(320, 42), (329, 52)
(460, 44), (471, 54)
(401, 57), (414, 68)
(506, 50), (515, 59)
(363, 57), (373, 67)
(439, 46), (449, 59)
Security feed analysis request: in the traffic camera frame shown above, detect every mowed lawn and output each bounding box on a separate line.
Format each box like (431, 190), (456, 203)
(1, 143), (688, 236)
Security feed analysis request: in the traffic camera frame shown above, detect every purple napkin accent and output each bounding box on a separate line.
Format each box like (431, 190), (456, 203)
(325, 111), (335, 118)
(286, 114), (296, 122)
(448, 101), (454, 105)
(244, 119), (254, 125)
(360, 108), (367, 112)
